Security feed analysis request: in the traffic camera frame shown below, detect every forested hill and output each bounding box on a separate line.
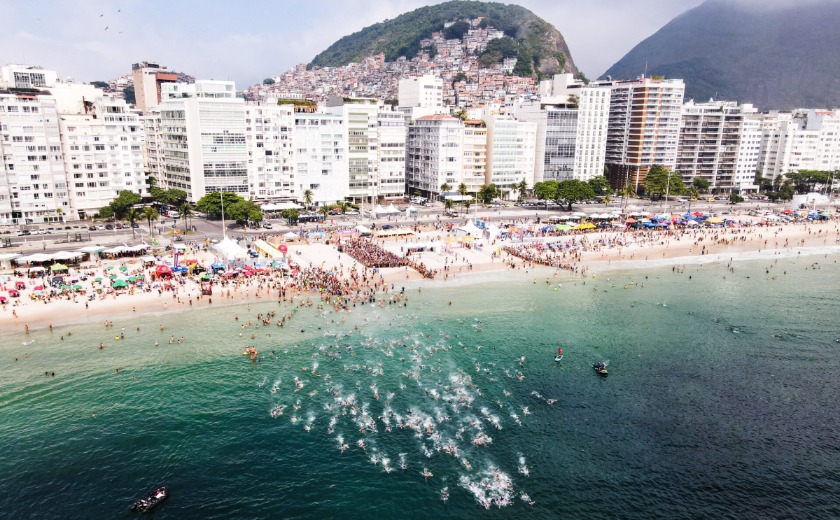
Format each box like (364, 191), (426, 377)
(308, 0), (577, 78)
(602, 0), (840, 110)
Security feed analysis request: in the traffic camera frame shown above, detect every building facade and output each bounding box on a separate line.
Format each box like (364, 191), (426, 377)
(406, 115), (463, 197)
(484, 114), (537, 198)
(131, 61), (178, 113)
(676, 100), (759, 193)
(601, 77), (684, 192)
(156, 81), (248, 201)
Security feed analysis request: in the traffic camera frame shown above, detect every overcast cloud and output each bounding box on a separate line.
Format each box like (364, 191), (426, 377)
(0, 0), (704, 86)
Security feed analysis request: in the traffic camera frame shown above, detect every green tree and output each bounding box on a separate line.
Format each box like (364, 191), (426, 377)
(478, 183), (499, 204)
(262, 78), (275, 85)
(729, 193), (745, 204)
(195, 192), (244, 220)
(90, 81), (109, 89)
(178, 201), (193, 234)
(335, 201), (349, 214)
(440, 182), (451, 200)
(516, 180), (529, 201)
(555, 180), (596, 211)
(109, 190), (142, 219)
(302, 189), (314, 211)
(125, 207), (142, 239)
(319, 206), (330, 220)
(226, 199), (262, 227)
(692, 177), (711, 194)
(457, 183), (468, 212)
(779, 181), (795, 201)
(280, 208), (300, 225)
(785, 170), (832, 194)
(96, 205), (115, 220)
(532, 180), (558, 209)
(122, 86), (135, 105)
(444, 199), (454, 214)
(143, 206), (159, 236)
(644, 165), (686, 200)
(587, 175), (610, 197)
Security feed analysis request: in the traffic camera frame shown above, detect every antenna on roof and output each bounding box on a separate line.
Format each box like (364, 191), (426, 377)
(643, 61), (648, 79)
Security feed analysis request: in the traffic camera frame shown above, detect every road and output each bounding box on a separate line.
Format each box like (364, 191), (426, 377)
(0, 198), (796, 256)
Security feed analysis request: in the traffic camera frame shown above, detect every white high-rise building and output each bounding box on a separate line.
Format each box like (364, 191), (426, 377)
(376, 109), (407, 200)
(156, 80), (247, 201)
(398, 75), (445, 119)
(462, 120), (487, 195)
(245, 101), (296, 201)
(757, 109), (840, 181)
(292, 111), (347, 206)
(0, 64), (57, 90)
(58, 94), (146, 219)
(0, 88), (67, 225)
(484, 114), (537, 198)
(515, 74), (610, 183)
(406, 115), (463, 197)
(676, 100), (760, 193)
(325, 98), (380, 203)
(600, 76), (684, 191)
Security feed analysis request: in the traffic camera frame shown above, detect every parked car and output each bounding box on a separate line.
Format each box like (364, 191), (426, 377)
(89, 226), (97, 231)
(262, 222), (272, 229)
(105, 224), (114, 230)
(131, 223), (139, 228)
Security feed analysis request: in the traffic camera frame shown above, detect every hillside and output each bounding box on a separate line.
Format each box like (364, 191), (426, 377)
(308, 0), (577, 78)
(602, 0), (840, 110)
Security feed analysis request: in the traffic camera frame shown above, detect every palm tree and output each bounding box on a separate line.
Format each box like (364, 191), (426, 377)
(178, 202), (193, 235)
(126, 207), (141, 239)
(336, 201), (348, 214)
(517, 180), (529, 202)
(319, 205), (330, 221)
(303, 189), (314, 211)
(457, 183), (468, 212)
(439, 182), (451, 202)
(444, 199), (454, 215)
(143, 206), (159, 236)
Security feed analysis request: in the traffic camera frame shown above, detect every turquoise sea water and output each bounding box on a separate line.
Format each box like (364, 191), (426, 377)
(1, 253), (839, 519)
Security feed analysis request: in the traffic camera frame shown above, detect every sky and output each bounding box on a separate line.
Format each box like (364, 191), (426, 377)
(0, 0), (704, 87)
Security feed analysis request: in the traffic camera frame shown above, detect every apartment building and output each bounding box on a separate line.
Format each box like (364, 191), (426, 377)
(58, 95), (145, 219)
(245, 102), (296, 201)
(484, 114), (536, 198)
(462, 120), (487, 195)
(676, 100), (760, 192)
(600, 76), (684, 191)
(757, 109), (840, 181)
(406, 115), (463, 197)
(292, 111), (348, 205)
(156, 80), (248, 201)
(131, 61), (178, 113)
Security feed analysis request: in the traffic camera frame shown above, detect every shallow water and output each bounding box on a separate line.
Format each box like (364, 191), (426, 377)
(1, 254), (839, 519)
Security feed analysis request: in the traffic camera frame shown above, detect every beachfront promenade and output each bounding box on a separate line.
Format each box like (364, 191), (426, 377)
(1, 206), (838, 334)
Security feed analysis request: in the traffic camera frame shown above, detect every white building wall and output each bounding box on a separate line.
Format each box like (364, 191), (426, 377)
(292, 112), (347, 205)
(245, 103), (296, 201)
(377, 109), (407, 199)
(0, 90), (68, 225)
(406, 115), (463, 197)
(59, 94), (145, 218)
(398, 75), (444, 111)
(485, 115), (536, 198)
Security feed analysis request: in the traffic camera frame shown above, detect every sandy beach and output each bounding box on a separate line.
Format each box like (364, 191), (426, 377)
(2, 217), (838, 334)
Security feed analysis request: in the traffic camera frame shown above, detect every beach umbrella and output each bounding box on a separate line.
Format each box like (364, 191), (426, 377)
(72, 284), (83, 291)
(33, 285), (44, 291)
(705, 216), (724, 224)
(60, 284), (71, 291)
(50, 263), (68, 272)
(109, 274), (118, 279)
(112, 279), (127, 288)
(119, 266), (128, 272)
(106, 266), (114, 270)
(94, 277), (103, 282)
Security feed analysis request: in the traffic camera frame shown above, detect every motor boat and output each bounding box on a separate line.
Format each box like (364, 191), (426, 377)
(593, 362), (608, 376)
(130, 487), (168, 513)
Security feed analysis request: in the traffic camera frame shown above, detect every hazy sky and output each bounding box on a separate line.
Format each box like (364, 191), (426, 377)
(0, 0), (704, 87)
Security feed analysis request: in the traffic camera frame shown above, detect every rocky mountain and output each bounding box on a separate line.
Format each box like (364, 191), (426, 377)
(601, 0), (840, 110)
(308, 0), (577, 78)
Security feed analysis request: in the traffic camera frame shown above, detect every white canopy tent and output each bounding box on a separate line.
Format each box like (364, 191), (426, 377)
(212, 237), (248, 260)
(457, 221), (483, 238)
(50, 251), (83, 261)
(372, 204), (388, 215)
(355, 225), (373, 236)
(385, 203), (400, 214)
(283, 231), (299, 241)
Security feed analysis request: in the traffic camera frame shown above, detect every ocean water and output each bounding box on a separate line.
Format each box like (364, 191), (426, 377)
(1, 253), (839, 519)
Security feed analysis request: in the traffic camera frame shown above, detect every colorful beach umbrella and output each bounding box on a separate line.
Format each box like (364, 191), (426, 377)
(119, 266), (128, 272)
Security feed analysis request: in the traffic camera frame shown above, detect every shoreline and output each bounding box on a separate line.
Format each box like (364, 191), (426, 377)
(2, 220), (838, 334)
